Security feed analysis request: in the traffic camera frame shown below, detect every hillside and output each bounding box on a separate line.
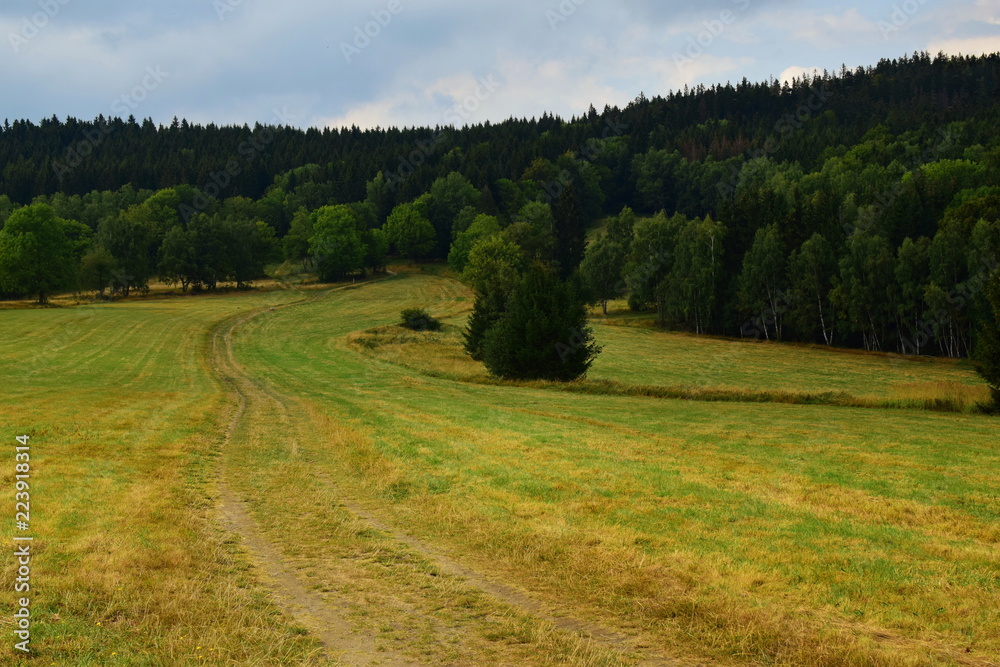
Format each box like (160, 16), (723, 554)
(1, 51), (999, 359)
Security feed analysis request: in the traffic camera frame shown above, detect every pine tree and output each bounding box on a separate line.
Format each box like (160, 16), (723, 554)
(464, 285), (507, 361)
(481, 263), (600, 381)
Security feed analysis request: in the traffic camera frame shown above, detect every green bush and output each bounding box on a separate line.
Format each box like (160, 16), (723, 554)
(400, 308), (442, 332)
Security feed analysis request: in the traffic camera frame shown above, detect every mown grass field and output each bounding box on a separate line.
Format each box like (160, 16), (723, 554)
(354, 296), (990, 412)
(0, 287), (325, 665)
(2, 268), (998, 665)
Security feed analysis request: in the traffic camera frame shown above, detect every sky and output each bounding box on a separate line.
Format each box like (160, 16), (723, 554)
(1, 0), (998, 131)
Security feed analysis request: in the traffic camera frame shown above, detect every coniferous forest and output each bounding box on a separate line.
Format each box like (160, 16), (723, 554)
(2, 51), (999, 363)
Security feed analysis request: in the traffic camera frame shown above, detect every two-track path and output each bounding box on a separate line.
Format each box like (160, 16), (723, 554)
(205, 282), (689, 666)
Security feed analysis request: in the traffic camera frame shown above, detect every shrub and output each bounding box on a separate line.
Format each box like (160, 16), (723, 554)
(400, 308), (442, 332)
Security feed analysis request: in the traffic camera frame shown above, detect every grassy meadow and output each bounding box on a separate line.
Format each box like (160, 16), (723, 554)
(352, 296), (990, 413)
(0, 287), (325, 665)
(2, 268), (998, 665)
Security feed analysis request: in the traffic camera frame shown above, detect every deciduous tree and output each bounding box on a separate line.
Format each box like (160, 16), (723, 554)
(0, 203), (81, 303)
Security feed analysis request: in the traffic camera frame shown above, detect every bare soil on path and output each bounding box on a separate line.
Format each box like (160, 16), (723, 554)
(205, 285), (691, 666)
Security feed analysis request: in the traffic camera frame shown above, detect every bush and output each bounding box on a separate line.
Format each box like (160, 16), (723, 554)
(400, 308), (442, 332)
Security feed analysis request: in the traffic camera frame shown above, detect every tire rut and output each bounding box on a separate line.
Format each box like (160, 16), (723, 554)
(209, 292), (418, 666)
(208, 283), (691, 666)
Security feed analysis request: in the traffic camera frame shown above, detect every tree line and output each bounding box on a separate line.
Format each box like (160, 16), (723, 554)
(0, 52), (998, 381)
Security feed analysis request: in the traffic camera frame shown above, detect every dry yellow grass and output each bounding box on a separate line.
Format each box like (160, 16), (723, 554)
(2, 269), (997, 665)
(237, 272), (1000, 666)
(0, 288), (326, 665)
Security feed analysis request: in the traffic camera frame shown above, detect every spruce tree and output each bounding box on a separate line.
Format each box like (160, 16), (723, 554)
(481, 263), (600, 381)
(464, 285), (507, 361)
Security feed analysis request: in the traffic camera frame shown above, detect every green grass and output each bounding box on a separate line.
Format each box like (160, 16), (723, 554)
(234, 272), (1000, 665)
(352, 313), (991, 412)
(2, 271), (998, 665)
(0, 287), (326, 665)
(588, 311), (986, 399)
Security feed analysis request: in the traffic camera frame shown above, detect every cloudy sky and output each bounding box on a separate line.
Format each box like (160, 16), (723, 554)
(1, 0), (998, 130)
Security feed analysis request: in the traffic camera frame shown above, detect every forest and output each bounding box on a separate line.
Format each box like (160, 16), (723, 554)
(1, 51), (999, 365)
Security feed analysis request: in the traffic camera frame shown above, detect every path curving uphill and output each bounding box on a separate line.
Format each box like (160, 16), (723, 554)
(204, 277), (688, 666)
(209, 290), (418, 666)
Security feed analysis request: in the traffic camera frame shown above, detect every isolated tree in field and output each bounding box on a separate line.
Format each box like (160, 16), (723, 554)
(309, 205), (366, 281)
(0, 203), (81, 303)
(384, 203), (436, 263)
(788, 233), (837, 346)
(736, 223), (787, 340)
(400, 307), (441, 332)
(481, 263), (600, 381)
(973, 273), (1000, 410)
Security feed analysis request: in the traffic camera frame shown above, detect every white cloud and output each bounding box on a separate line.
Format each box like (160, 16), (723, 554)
(0, 0), (997, 128)
(779, 65), (822, 85)
(928, 35), (1000, 55)
(786, 8), (877, 46)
